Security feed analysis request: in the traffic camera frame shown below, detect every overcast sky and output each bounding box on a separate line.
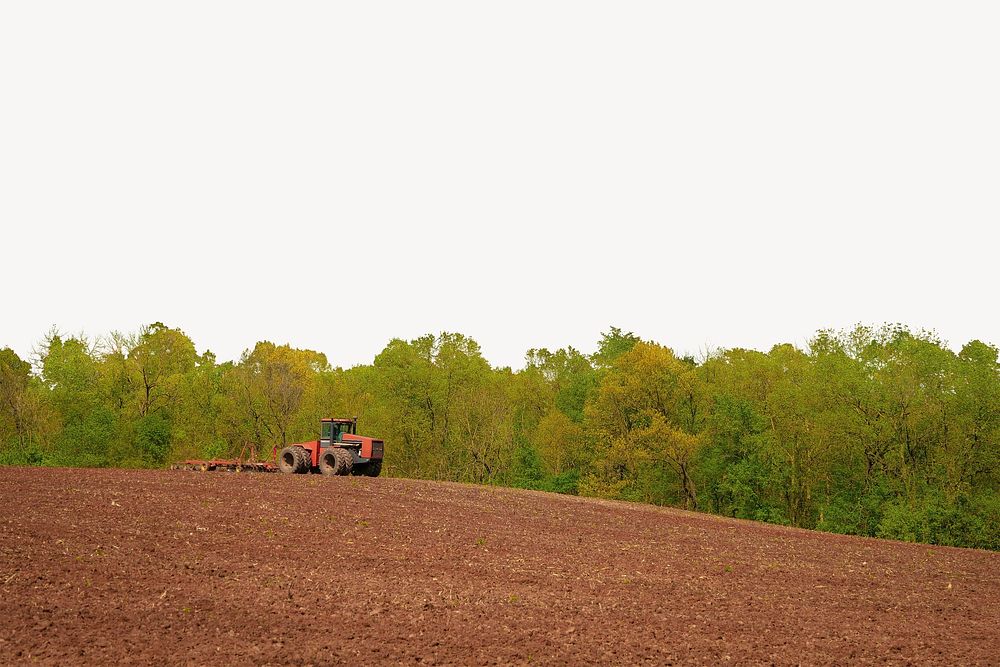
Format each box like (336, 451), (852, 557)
(2, 2), (997, 369)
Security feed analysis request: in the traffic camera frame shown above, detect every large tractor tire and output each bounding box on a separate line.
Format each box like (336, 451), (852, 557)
(363, 459), (382, 477)
(318, 449), (340, 476)
(277, 446), (299, 474)
(294, 446), (311, 474)
(334, 448), (354, 476)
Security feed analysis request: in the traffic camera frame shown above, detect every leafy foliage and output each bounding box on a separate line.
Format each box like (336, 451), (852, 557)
(1, 324), (997, 550)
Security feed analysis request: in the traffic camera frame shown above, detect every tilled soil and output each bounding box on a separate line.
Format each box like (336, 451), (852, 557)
(0, 468), (997, 666)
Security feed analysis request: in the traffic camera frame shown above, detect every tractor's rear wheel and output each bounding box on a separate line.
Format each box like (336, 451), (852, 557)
(318, 450), (339, 476)
(277, 446), (299, 474)
(333, 448), (353, 476)
(294, 446), (311, 473)
(364, 459), (382, 477)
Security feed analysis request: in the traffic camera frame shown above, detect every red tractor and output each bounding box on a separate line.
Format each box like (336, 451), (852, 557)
(276, 417), (383, 477)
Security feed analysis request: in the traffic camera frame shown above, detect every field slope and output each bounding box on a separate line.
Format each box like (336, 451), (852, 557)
(1, 468), (997, 665)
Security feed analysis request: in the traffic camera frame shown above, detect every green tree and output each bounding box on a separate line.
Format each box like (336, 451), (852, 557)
(535, 409), (585, 476)
(368, 333), (494, 480)
(39, 333), (117, 466)
(0, 348), (52, 459)
(582, 342), (706, 508)
(127, 323), (197, 417)
(235, 342), (328, 447)
(592, 326), (640, 369)
(523, 346), (597, 422)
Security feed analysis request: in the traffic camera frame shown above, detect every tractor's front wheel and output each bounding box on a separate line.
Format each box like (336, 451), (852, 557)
(363, 459), (382, 477)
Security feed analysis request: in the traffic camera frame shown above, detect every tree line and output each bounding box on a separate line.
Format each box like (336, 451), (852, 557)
(1, 323), (997, 550)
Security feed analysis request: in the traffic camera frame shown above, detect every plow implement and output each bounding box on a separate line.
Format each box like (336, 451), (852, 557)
(170, 459), (276, 473)
(170, 442), (276, 472)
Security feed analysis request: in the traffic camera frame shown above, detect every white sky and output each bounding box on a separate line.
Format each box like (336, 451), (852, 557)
(2, 2), (998, 369)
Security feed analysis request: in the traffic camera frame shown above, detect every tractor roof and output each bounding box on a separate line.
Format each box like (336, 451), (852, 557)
(321, 417), (357, 423)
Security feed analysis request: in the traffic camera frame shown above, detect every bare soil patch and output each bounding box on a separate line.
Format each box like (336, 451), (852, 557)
(1, 467), (997, 665)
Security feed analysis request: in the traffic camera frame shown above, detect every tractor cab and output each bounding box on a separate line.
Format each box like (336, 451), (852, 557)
(320, 417), (358, 444)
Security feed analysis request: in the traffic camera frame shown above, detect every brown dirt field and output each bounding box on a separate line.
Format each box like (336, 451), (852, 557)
(0, 468), (997, 666)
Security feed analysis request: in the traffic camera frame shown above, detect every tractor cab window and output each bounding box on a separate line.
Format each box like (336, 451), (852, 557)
(322, 420), (357, 443)
(330, 423), (345, 442)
